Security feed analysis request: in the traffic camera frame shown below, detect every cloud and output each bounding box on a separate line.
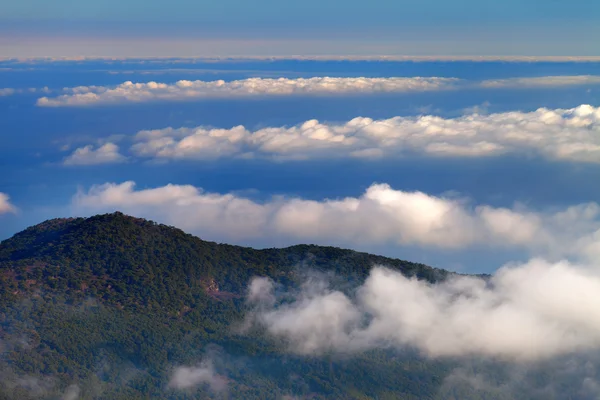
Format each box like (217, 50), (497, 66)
(62, 384), (80, 400)
(439, 360), (600, 399)
(480, 75), (600, 88)
(0, 193), (16, 214)
(36, 77), (459, 106)
(246, 259), (600, 361)
(168, 360), (227, 392)
(0, 372), (56, 398)
(120, 105), (600, 163)
(36, 75), (600, 106)
(63, 143), (127, 166)
(72, 181), (600, 260)
(0, 87), (50, 97)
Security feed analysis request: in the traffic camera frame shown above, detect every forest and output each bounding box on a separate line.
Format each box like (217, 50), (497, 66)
(0, 212), (594, 399)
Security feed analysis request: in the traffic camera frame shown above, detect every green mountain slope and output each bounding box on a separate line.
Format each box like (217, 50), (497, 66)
(0, 212), (590, 400)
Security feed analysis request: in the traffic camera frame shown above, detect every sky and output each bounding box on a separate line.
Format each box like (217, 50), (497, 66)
(0, 57), (599, 274)
(2, 0), (600, 56)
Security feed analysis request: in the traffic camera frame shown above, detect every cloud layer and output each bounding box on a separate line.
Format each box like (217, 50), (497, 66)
(77, 105), (600, 163)
(72, 181), (600, 260)
(36, 77), (459, 106)
(246, 259), (600, 361)
(36, 75), (600, 106)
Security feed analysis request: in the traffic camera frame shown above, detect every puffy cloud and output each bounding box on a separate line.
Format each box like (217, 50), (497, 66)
(72, 181), (600, 260)
(248, 276), (277, 306)
(0, 193), (16, 214)
(132, 125), (251, 160)
(63, 143), (126, 166)
(36, 77), (459, 106)
(168, 360), (227, 392)
(246, 259), (600, 361)
(73, 181), (275, 240)
(126, 105), (600, 163)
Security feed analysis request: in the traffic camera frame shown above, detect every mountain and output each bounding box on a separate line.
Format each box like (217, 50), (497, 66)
(0, 213), (587, 399)
(0, 212), (446, 310)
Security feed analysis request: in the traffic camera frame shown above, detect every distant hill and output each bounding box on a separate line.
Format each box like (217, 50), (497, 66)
(0, 212), (582, 399)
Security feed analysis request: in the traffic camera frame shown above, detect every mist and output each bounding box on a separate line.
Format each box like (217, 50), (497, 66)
(168, 359), (227, 392)
(246, 258), (600, 360)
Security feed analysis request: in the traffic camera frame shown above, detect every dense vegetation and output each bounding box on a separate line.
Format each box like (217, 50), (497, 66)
(0, 213), (596, 399)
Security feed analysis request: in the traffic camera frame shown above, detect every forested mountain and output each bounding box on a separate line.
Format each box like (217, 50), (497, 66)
(0, 213), (592, 399)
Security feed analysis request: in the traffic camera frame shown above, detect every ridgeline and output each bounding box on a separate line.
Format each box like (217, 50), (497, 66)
(0, 212), (561, 399)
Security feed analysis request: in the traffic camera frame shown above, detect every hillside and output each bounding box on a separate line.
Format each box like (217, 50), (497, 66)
(0, 212), (446, 309)
(0, 212), (585, 399)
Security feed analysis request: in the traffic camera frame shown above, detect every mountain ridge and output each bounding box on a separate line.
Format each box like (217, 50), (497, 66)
(0, 212), (501, 400)
(0, 211), (449, 305)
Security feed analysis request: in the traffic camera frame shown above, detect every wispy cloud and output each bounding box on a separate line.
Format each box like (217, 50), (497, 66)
(0, 87), (50, 97)
(72, 181), (600, 260)
(480, 75), (600, 88)
(61, 384), (80, 400)
(168, 360), (227, 392)
(77, 105), (600, 163)
(63, 143), (127, 166)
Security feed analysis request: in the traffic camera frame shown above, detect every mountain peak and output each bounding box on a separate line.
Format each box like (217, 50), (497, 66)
(0, 212), (446, 302)
(0, 212), (452, 399)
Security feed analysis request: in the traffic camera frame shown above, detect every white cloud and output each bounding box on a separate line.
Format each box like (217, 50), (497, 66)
(36, 77), (459, 106)
(72, 181), (600, 260)
(246, 259), (600, 361)
(0, 193), (16, 214)
(36, 75), (600, 106)
(168, 360), (226, 392)
(126, 105), (600, 163)
(0, 88), (15, 96)
(63, 143), (127, 166)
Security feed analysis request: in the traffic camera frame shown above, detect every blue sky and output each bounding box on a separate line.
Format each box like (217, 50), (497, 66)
(0, 0), (582, 22)
(1, 58), (600, 273)
(2, 0), (600, 56)
(4, 0), (599, 30)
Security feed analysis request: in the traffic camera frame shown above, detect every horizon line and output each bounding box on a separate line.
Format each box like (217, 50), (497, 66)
(3, 55), (600, 62)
